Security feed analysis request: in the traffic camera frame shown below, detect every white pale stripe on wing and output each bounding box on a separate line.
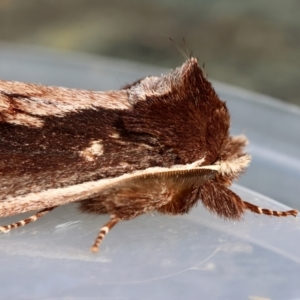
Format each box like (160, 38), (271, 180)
(0, 162), (216, 217)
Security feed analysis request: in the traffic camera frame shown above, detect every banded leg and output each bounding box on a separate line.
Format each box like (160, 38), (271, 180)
(0, 206), (58, 233)
(243, 201), (298, 217)
(91, 216), (119, 253)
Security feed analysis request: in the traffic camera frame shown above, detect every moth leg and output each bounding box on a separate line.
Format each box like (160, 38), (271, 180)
(243, 201), (298, 217)
(0, 206), (58, 233)
(91, 216), (119, 253)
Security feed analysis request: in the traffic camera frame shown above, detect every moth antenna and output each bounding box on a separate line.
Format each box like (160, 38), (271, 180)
(243, 201), (298, 217)
(182, 37), (192, 58)
(91, 216), (119, 253)
(0, 206), (57, 233)
(168, 37), (189, 60)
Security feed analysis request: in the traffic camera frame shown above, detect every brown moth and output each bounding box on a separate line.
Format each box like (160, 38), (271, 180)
(0, 57), (298, 252)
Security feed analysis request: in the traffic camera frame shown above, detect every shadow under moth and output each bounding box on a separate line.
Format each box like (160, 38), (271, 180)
(0, 57), (298, 252)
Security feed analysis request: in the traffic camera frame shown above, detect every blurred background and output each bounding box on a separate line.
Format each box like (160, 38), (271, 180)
(0, 0), (299, 105)
(1, 4), (300, 298)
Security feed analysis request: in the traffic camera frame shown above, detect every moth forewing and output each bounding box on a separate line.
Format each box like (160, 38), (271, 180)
(0, 57), (298, 252)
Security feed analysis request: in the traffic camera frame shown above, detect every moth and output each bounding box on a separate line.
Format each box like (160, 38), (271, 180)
(0, 57), (298, 252)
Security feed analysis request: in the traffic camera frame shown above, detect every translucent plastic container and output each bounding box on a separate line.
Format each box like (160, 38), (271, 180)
(0, 43), (299, 299)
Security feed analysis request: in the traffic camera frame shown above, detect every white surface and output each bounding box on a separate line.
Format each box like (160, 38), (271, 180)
(0, 185), (299, 299)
